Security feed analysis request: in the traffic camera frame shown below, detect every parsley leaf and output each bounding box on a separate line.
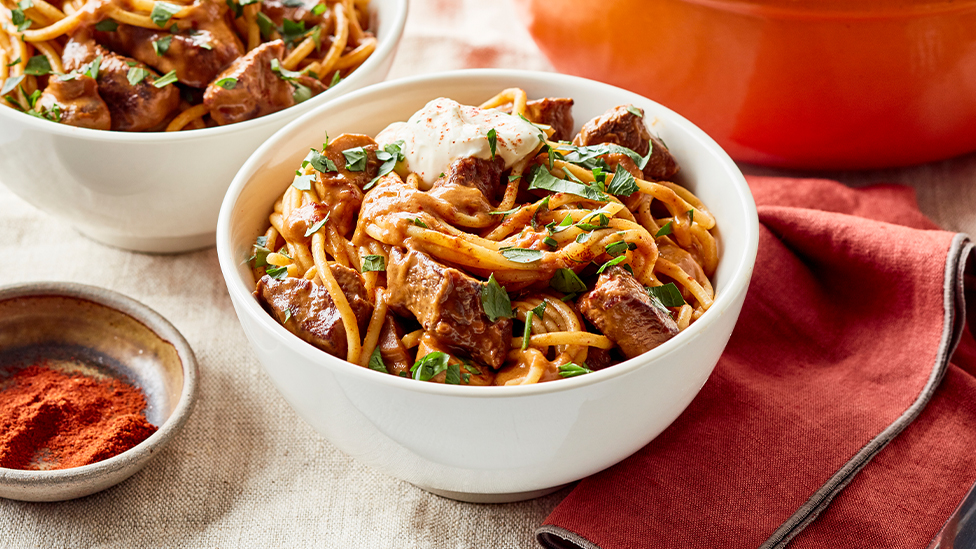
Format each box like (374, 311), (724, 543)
(150, 2), (181, 27)
(249, 236), (271, 267)
(1, 75), (24, 98)
(85, 55), (102, 80)
(489, 206), (520, 217)
(411, 217), (428, 229)
(11, 8), (32, 31)
(626, 105), (643, 118)
(526, 164), (610, 202)
(304, 149), (337, 173)
(342, 146), (368, 171)
(367, 346), (388, 374)
(688, 209), (694, 224)
(126, 67), (149, 85)
(94, 19), (118, 31)
(480, 273), (513, 322)
(270, 58), (303, 81)
(411, 351), (450, 381)
(328, 70), (341, 88)
(596, 255), (627, 274)
(500, 247), (542, 263)
(558, 363), (593, 378)
(291, 173), (314, 190)
(487, 128), (497, 160)
(256, 12), (275, 39)
(311, 2), (326, 15)
(153, 70), (178, 88)
(304, 213), (329, 237)
(153, 35), (173, 56)
(445, 363), (461, 385)
(365, 141), (404, 189)
(562, 143), (643, 171)
(361, 255), (385, 272)
(607, 164), (638, 197)
(281, 18), (307, 47)
(215, 77), (237, 89)
(291, 81), (312, 104)
(463, 363), (481, 375)
(655, 221), (673, 237)
(265, 264), (289, 279)
(647, 282), (686, 307)
(23, 55), (51, 76)
(605, 240), (629, 257)
(550, 268), (586, 294)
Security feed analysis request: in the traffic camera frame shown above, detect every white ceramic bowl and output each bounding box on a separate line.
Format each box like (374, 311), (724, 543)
(216, 70), (760, 502)
(0, 0), (407, 253)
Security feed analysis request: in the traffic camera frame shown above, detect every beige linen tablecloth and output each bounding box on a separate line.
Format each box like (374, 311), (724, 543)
(2, 1), (976, 547)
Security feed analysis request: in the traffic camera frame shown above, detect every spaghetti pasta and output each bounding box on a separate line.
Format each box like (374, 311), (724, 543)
(0, 0), (376, 131)
(250, 91), (720, 386)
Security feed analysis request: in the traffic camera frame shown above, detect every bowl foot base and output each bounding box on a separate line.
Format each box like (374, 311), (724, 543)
(75, 227), (216, 254)
(419, 483), (569, 503)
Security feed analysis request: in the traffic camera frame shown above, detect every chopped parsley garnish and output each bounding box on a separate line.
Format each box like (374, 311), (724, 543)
(126, 67), (149, 86)
(550, 268), (586, 294)
(23, 55), (51, 76)
(411, 351), (450, 381)
(1, 75), (24, 98)
(248, 236), (271, 267)
(150, 2), (181, 28)
(282, 307), (293, 323)
(291, 173), (314, 190)
(411, 217), (428, 229)
(94, 19), (118, 31)
(153, 70), (178, 88)
(549, 214), (574, 233)
(561, 143), (643, 171)
(688, 209), (694, 224)
(596, 255), (627, 274)
(480, 273), (513, 322)
(499, 247), (542, 263)
(647, 282), (686, 308)
(606, 164), (638, 197)
(256, 12), (275, 38)
(558, 363), (593, 378)
(85, 55), (102, 79)
(265, 264), (289, 279)
(342, 146), (368, 171)
(304, 213), (329, 237)
(463, 364), (481, 375)
(605, 240), (631, 257)
(5, 57), (20, 67)
(291, 82), (312, 104)
(329, 70), (341, 88)
(309, 24), (322, 50)
(655, 221), (673, 237)
(270, 58), (303, 81)
(311, 2), (326, 15)
(445, 363), (461, 385)
(304, 149), (337, 173)
(281, 18), (307, 47)
(521, 302), (547, 350)
(575, 232), (590, 244)
(215, 77), (237, 89)
(365, 140), (405, 190)
(361, 254), (385, 272)
(487, 128), (497, 160)
(626, 105), (643, 118)
(489, 206), (520, 217)
(461, 373), (471, 384)
(153, 35), (173, 56)
(11, 6), (32, 31)
(367, 346), (388, 374)
(575, 212), (609, 231)
(526, 164), (609, 202)
(542, 236), (558, 249)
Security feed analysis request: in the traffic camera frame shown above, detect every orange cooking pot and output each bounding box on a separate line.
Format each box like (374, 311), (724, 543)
(514, 0), (976, 169)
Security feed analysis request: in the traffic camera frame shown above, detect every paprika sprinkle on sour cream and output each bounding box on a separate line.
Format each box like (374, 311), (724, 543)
(0, 359), (157, 470)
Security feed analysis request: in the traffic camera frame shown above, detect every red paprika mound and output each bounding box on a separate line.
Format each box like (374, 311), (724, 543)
(0, 362), (157, 470)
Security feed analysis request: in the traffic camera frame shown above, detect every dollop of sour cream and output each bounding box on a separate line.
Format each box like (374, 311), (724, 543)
(375, 97), (542, 186)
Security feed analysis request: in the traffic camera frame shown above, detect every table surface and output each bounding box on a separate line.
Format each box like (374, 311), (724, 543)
(2, 1), (975, 547)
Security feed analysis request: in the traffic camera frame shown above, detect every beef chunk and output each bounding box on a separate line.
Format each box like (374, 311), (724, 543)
(36, 74), (111, 130)
(574, 105), (679, 182)
(63, 36), (179, 131)
(280, 202), (330, 245)
(377, 315), (412, 377)
(96, 20), (244, 88)
(434, 155), (505, 201)
(255, 265), (371, 359)
(525, 97), (574, 141)
(311, 133), (380, 234)
(260, 0), (328, 26)
(386, 248), (512, 369)
(578, 266), (678, 359)
(204, 40), (296, 125)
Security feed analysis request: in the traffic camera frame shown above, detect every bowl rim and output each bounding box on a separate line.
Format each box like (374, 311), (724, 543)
(0, 0), (408, 144)
(217, 68), (760, 399)
(0, 281), (199, 480)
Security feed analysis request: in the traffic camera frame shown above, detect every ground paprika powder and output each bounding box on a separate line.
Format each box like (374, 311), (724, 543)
(0, 361), (157, 470)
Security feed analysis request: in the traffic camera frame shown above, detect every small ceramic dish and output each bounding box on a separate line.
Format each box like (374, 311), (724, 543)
(0, 282), (198, 502)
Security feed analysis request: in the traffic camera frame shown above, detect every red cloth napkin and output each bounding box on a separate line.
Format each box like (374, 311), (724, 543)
(537, 176), (976, 549)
